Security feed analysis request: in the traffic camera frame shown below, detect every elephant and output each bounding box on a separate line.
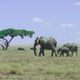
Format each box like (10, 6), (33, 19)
(33, 36), (57, 56)
(63, 43), (78, 56)
(57, 46), (70, 57)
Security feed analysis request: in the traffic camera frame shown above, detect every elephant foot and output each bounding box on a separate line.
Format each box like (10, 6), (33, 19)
(39, 54), (41, 56)
(59, 55), (61, 57)
(55, 54), (58, 57)
(66, 55), (69, 57)
(34, 54), (37, 56)
(51, 54), (53, 56)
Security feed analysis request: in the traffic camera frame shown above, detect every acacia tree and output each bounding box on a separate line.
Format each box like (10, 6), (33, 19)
(0, 28), (35, 50)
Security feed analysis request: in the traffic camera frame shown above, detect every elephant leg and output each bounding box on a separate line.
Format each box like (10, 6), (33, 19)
(34, 50), (37, 56)
(34, 48), (37, 56)
(59, 52), (62, 57)
(68, 52), (70, 57)
(51, 49), (57, 57)
(71, 51), (73, 56)
(41, 47), (45, 56)
(76, 50), (78, 56)
(39, 47), (45, 56)
(76, 52), (78, 56)
(66, 52), (69, 57)
(39, 48), (42, 56)
(34, 52), (37, 56)
(55, 51), (58, 57)
(42, 49), (45, 56)
(39, 50), (42, 56)
(69, 51), (72, 56)
(62, 53), (64, 57)
(55, 52), (58, 57)
(51, 50), (53, 56)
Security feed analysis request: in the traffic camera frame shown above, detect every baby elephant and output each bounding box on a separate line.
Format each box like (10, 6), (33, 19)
(17, 47), (25, 51)
(57, 47), (70, 57)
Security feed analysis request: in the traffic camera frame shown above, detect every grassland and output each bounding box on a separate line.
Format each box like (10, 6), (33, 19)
(0, 45), (80, 80)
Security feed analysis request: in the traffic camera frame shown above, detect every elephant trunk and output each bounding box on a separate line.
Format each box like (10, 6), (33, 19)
(54, 42), (57, 47)
(34, 43), (37, 56)
(57, 48), (61, 54)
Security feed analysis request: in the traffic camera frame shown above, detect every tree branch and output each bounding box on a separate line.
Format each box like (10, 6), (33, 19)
(8, 37), (14, 44)
(0, 43), (5, 50)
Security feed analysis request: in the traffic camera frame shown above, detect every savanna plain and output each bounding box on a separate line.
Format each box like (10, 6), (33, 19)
(0, 45), (80, 80)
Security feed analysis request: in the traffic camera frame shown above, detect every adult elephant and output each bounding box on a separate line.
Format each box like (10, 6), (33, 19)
(63, 43), (78, 56)
(34, 36), (57, 56)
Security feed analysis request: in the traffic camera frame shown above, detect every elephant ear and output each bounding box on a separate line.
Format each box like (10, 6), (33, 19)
(39, 37), (46, 45)
(34, 37), (41, 45)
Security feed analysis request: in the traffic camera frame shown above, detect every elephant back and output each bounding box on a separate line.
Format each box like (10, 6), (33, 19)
(63, 43), (78, 51)
(63, 43), (72, 50)
(39, 36), (57, 47)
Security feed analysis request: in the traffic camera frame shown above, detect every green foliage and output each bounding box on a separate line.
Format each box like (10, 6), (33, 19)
(0, 28), (35, 50)
(14, 29), (35, 39)
(0, 28), (35, 38)
(0, 28), (14, 38)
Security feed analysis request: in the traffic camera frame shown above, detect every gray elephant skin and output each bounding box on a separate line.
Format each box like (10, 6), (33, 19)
(34, 36), (57, 56)
(63, 43), (78, 56)
(57, 46), (70, 57)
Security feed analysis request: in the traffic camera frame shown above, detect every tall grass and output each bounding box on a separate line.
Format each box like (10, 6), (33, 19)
(0, 45), (80, 80)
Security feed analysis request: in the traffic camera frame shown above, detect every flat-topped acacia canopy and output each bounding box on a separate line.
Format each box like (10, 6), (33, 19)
(0, 28), (35, 50)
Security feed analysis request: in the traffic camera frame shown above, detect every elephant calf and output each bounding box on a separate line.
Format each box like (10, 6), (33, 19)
(57, 47), (70, 57)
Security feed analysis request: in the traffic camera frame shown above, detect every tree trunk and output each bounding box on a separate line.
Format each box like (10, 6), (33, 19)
(0, 44), (5, 50)
(5, 44), (9, 50)
(3, 37), (14, 50)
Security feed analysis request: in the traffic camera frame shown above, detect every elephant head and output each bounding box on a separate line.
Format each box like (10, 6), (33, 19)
(57, 47), (62, 54)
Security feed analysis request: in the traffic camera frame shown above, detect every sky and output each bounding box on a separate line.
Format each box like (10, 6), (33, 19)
(0, 0), (80, 45)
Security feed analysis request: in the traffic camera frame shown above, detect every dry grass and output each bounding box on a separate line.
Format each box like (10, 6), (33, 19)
(0, 45), (80, 80)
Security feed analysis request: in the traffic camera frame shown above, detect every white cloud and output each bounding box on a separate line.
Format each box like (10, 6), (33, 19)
(73, 1), (80, 6)
(60, 23), (77, 28)
(32, 17), (45, 23)
(32, 17), (52, 26)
